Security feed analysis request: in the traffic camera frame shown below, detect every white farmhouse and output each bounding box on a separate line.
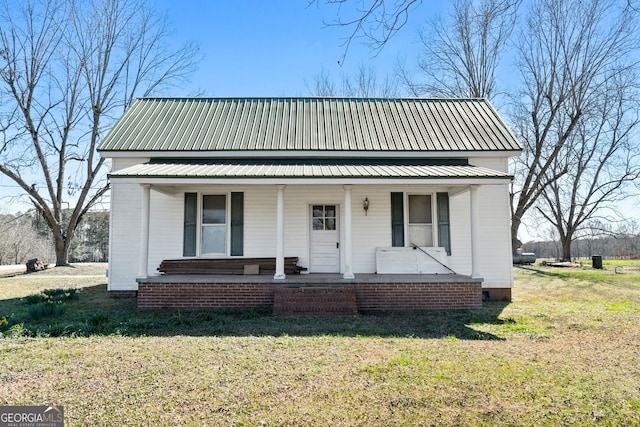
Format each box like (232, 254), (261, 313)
(99, 97), (521, 313)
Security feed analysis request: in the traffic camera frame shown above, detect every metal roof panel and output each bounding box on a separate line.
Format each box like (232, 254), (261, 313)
(109, 160), (512, 180)
(99, 97), (522, 153)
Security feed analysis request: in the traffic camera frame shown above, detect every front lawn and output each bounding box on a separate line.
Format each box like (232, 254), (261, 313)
(1, 263), (639, 426)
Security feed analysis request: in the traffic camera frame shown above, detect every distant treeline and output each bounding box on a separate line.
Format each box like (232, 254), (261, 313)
(522, 234), (640, 260)
(0, 210), (108, 265)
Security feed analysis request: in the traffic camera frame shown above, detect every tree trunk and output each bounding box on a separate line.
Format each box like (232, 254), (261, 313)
(54, 235), (70, 266)
(511, 214), (523, 255)
(560, 235), (572, 262)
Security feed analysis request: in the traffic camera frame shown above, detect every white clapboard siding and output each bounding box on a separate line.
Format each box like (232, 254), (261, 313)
(147, 190), (183, 275)
(475, 183), (514, 288)
(108, 182), (143, 291)
(470, 157), (510, 173)
(112, 157), (150, 173)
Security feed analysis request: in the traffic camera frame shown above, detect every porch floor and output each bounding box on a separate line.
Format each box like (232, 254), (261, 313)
(138, 273), (481, 284)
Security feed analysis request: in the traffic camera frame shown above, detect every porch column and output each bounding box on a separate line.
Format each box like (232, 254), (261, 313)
(470, 185), (481, 278)
(274, 185), (286, 279)
(343, 185), (355, 279)
(137, 184), (151, 278)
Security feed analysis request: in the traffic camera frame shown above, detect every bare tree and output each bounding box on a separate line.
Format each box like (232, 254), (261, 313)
(0, 212), (51, 265)
(307, 64), (399, 96)
(404, 0), (521, 99)
(509, 0), (639, 253)
(536, 73), (640, 260)
(306, 68), (339, 96)
(0, 0), (199, 266)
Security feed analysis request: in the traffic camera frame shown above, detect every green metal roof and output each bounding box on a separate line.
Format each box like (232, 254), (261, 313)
(109, 160), (512, 180)
(98, 97), (522, 153)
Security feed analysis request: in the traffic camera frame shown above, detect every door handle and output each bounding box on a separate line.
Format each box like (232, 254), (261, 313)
(336, 242), (340, 249)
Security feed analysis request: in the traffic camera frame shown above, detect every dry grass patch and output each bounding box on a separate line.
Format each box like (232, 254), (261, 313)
(1, 263), (639, 426)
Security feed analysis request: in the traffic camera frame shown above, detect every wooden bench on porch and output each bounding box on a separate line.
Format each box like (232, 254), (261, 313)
(157, 257), (303, 275)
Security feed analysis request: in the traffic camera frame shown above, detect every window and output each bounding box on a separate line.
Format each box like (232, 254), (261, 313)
(390, 192), (451, 253)
(312, 205), (336, 230)
(202, 195), (226, 254)
(408, 195), (433, 247)
(183, 193), (244, 257)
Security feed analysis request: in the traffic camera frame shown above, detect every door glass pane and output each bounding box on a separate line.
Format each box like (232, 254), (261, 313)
(325, 218), (335, 230)
(313, 218), (324, 230)
(203, 195), (226, 224)
(326, 205), (336, 218)
(202, 225), (226, 254)
(409, 195), (432, 223)
(409, 224), (433, 247)
(313, 206), (323, 218)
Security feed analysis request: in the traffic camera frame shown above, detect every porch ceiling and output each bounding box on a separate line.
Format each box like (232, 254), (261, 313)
(109, 159), (512, 180)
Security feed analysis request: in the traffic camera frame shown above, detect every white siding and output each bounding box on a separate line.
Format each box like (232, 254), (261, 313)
(112, 157), (149, 172)
(147, 190), (183, 275)
(108, 181), (143, 291)
(475, 183), (514, 288)
(469, 157), (510, 173)
(449, 191), (472, 275)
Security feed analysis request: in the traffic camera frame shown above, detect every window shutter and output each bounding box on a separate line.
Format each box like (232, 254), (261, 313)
(391, 192), (404, 247)
(437, 192), (451, 255)
(183, 193), (197, 256)
(230, 192), (244, 256)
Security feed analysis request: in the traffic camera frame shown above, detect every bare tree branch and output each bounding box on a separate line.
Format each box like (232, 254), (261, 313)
(309, 0), (422, 63)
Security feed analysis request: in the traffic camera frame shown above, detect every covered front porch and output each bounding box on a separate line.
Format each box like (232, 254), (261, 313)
(133, 180), (490, 280)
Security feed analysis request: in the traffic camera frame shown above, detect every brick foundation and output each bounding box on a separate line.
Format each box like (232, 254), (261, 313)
(109, 290), (138, 298)
(274, 286), (358, 316)
(136, 275), (484, 311)
(482, 287), (512, 301)
(354, 281), (482, 311)
(137, 281), (274, 309)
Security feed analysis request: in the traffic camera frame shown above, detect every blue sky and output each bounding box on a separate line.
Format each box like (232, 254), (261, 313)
(155, 0), (439, 96)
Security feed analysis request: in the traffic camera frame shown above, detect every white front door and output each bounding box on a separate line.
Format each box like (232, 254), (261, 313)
(309, 204), (340, 273)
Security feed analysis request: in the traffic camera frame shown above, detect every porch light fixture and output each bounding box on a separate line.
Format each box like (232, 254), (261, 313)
(363, 197), (370, 215)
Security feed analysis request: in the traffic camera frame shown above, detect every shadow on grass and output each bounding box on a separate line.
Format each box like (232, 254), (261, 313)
(514, 264), (571, 278)
(1, 284), (510, 340)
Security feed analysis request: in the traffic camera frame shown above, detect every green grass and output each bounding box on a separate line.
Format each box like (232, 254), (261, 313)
(1, 263), (639, 426)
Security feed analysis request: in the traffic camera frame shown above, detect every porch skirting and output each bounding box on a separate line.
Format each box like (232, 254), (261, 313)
(134, 274), (483, 311)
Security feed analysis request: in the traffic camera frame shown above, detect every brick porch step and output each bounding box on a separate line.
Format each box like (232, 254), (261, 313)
(273, 286), (358, 317)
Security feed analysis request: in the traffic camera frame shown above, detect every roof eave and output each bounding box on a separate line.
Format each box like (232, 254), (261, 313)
(108, 176), (513, 186)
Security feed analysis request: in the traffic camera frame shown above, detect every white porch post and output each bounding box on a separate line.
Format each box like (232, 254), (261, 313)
(137, 184), (151, 278)
(274, 184), (286, 279)
(343, 185), (355, 279)
(470, 185), (481, 278)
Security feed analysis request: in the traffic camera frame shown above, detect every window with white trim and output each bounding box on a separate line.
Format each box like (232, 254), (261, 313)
(183, 192), (244, 257)
(201, 195), (227, 255)
(408, 194), (433, 247)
